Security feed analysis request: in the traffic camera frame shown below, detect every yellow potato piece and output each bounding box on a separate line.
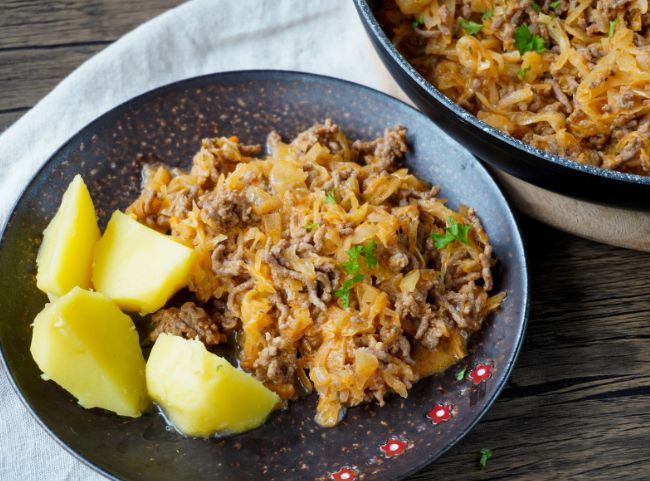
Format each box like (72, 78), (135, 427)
(30, 287), (150, 417)
(36, 175), (100, 297)
(146, 333), (280, 437)
(92, 211), (196, 314)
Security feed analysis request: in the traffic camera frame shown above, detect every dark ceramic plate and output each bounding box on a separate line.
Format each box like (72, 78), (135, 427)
(0, 71), (528, 481)
(353, 0), (650, 208)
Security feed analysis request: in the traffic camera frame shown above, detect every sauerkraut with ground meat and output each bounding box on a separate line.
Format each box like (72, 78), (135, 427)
(127, 120), (503, 427)
(381, 0), (650, 175)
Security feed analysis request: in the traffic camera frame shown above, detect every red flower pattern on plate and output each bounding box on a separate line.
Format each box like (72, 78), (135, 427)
(327, 362), (495, 478)
(380, 437), (407, 457)
(426, 403), (453, 424)
(469, 363), (492, 384)
(331, 466), (357, 481)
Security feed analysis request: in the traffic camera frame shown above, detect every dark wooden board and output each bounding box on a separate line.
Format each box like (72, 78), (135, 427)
(0, 0), (182, 48)
(0, 45), (106, 111)
(1, 1), (649, 480)
(0, 109), (27, 133)
(0, 0), (183, 132)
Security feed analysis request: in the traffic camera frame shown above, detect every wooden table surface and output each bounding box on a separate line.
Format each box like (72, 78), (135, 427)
(2, 2), (649, 480)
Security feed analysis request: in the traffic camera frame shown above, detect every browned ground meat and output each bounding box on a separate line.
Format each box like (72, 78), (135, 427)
(351, 125), (408, 172)
(291, 118), (345, 154)
(146, 302), (226, 346)
(200, 186), (257, 232)
(253, 333), (297, 386)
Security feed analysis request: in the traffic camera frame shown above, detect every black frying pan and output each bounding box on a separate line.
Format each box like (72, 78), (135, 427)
(354, 0), (650, 208)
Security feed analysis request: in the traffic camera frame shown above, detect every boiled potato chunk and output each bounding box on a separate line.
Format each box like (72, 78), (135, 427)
(36, 175), (100, 297)
(146, 334), (280, 437)
(92, 211), (196, 314)
(30, 287), (150, 417)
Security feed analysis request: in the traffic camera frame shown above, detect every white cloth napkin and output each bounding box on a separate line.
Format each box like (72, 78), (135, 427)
(0, 1), (405, 479)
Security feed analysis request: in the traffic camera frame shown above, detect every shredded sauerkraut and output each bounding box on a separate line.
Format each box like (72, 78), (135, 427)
(128, 120), (503, 427)
(381, 0), (650, 175)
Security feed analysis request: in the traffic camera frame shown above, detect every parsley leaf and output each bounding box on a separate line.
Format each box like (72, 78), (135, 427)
(529, 0), (541, 12)
(517, 66), (531, 81)
(514, 23), (546, 54)
(609, 18), (618, 38)
(306, 222), (320, 231)
(455, 367), (467, 381)
(334, 273), (365, 309)
(479, 448), (493, 468)
(325, 188), (337, 204)
(431, 231), (455, 249)
(361, 240), (378, 268)
(448, 217), (471, 244)
(549, 0), (561, 9)
(431, 217), (472, 249)
(412, 14), (425, 29)
(343, 240), (378, 274)
(343, 245), (364, 275)
(481, 9), (493, 21)
(459, 18), (483, 35)
(338, 240), (379, 308)
(531, 35), (545, 53)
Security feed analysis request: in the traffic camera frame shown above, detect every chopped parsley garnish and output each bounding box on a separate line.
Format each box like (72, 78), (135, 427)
(343, 245), (363, 274)
(361, 240), (378, 268)
(479, 448), (493, 468)
(514, 23), (546, 54)
(325, 188), (337, 204)
(455, 367), (467, 381)
(459, 18), (483, 35)
(412, 14), (425, 29)
(481, 9), (493, 21)
(343, 240), (378, 274)
(609, 18), (618, 38)
(337, 240), (378, 308)
(305, 222), (320, 231)
(334, 274), (365, 309)
(517, 66), (531, 81)
(431, 216), (472, 249)
(530, 0), (541, 12)
(549, 0), (561, 9)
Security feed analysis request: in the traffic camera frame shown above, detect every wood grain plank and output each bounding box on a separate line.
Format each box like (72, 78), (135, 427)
(0, 45), (105, 111)
(0, 109), (27, 134)
(0, 0), (183, 49)
(411, 219), (650, 480)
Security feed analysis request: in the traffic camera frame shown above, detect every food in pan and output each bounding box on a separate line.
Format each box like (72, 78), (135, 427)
(380, 0), (650, 175)
(29, 120), (503, 436)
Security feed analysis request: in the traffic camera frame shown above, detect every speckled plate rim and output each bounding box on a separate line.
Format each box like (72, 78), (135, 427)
(0, 69), (530, 481)
(353, 0), (650, 189)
